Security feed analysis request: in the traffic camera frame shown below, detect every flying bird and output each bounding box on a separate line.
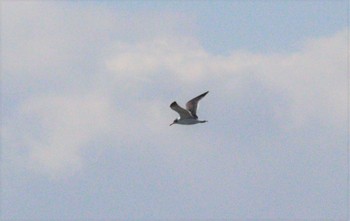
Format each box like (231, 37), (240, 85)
(169, 91), (209, 126)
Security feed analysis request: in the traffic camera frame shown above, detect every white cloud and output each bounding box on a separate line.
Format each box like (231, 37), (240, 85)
(18, 94), (113, 178)
(2, 1), (347, 180)
(105, 37), (209, 85)
(106, 29), (347, 128)
(1, 3), (347, 221)
(257, 30), (347, 128)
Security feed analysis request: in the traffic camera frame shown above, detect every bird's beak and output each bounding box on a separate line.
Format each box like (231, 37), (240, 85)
(169, 123), (174, 126)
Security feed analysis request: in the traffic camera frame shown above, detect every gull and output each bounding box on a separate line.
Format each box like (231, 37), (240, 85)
(169, 91), (209, 126)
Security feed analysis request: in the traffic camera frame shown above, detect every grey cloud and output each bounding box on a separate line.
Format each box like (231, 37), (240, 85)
(1, 2), (347, 220)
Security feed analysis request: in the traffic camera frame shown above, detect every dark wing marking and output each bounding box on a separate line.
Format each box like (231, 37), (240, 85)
(185, 91), (209, 119)
(170, 101), (193, 119)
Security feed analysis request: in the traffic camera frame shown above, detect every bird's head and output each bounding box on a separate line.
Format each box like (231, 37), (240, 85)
(169, 119), (178, 126)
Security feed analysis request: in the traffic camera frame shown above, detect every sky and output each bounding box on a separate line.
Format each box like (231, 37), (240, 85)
(1, 1), (349, 220)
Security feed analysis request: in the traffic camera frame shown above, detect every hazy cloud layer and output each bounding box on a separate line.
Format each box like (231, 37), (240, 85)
(2, 1), (347, 220)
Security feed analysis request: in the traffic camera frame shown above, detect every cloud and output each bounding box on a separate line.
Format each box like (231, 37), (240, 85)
(256, 30), (347, 128)
(2, 1), (347, 181)
(1, 2), (347, 220)
(106, 29), (347, 129)
(19, 94), (113, 178)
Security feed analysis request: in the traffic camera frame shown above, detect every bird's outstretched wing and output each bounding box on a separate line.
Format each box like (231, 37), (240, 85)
(186, 91), (209, 119)
(170, 102), (193, 119)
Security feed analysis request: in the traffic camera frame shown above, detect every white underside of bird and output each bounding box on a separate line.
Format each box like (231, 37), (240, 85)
(171, 118), (207, 125)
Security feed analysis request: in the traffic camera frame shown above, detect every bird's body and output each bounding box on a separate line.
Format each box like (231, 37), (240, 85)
(172, 117), (207, 125)
(169, 91), (209, 126)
